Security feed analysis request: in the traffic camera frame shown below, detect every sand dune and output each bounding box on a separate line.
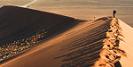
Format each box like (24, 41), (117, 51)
(0, 6), (132, 67)
(0, 5), (80, 64)
(0, 6), (79, 42)
(1, 17), (111, 67)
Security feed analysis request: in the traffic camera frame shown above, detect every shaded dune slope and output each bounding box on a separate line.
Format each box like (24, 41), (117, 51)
(0, 5), (80, 44)
(0, 5), (81, 64)
(1, 17), (112, 67)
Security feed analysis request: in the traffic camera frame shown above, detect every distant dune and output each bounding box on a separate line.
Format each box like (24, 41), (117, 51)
(0, 6), (133, 67)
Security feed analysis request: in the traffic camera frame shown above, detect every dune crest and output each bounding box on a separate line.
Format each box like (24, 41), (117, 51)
(94, 18), (127, 67)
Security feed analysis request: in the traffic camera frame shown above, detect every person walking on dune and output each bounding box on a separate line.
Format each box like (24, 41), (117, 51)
(113, 10), (116, 18)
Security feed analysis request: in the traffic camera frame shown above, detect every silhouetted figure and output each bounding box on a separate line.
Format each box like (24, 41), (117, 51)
(113, 10), (116, 18)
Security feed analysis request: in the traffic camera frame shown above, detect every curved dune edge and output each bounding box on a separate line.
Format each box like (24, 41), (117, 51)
(94, 18), (127, 67)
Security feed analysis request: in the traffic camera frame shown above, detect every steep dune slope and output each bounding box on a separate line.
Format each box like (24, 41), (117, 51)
(119, 19), (133, 67)
(1, 17), (111, 67)
(0, 5), (79, 43)
(0, 5), (80, 63)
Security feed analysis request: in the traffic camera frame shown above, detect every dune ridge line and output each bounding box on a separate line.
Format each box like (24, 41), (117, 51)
(94, 17), (126, 67)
